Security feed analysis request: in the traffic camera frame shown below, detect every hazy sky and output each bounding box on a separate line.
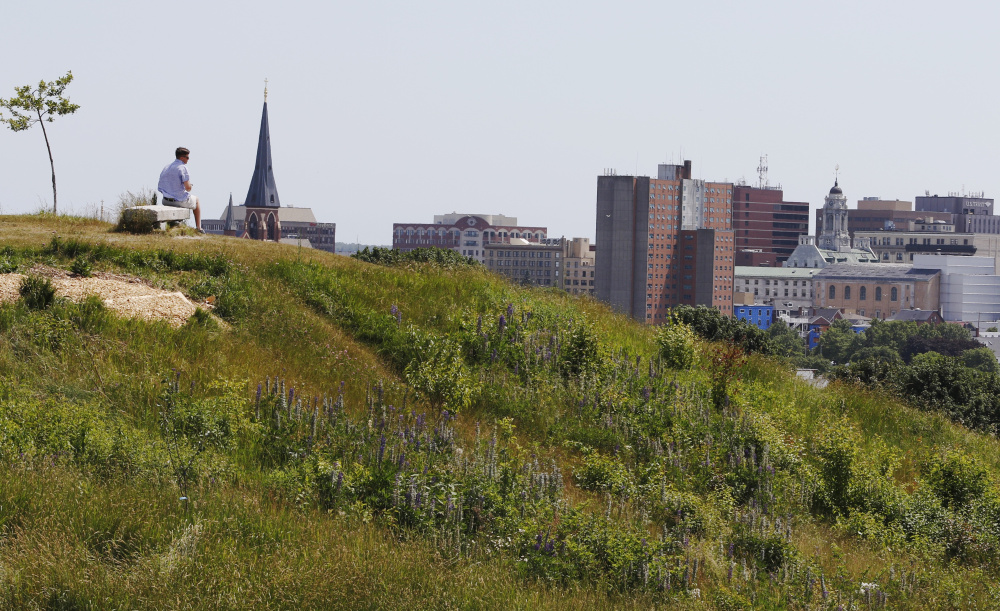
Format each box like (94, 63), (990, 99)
(2, 1), (998, 243)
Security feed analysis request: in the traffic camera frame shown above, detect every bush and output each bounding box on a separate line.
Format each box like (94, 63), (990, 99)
(922, 449), (991, 510)
(656, 323), (695, 370)
(19, 275), (56, 310)
(70, 256), (92, 277)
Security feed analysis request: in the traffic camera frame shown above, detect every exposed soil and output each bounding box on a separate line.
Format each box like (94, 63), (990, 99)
(1, 265), (200, 327)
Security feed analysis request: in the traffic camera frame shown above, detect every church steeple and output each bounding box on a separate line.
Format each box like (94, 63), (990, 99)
(243, 97), (280, 208)
(222, 193), (238, 235)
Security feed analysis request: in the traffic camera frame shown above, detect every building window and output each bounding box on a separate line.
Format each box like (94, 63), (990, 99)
(859, 286), (866, 300)
(891, 287), (898, 301)
(829, 285), (836, 300)
(875, 287), (882, 301)
(844, 286), (851, 300)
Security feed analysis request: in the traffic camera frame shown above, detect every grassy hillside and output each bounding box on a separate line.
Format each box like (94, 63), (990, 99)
(2, 214), (1000, 609)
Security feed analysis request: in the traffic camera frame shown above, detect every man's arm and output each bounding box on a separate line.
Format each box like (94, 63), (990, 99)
(184, 180), (193, 192)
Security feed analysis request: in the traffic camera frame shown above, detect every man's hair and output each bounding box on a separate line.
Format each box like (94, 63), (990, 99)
(175, 147), (190, 159)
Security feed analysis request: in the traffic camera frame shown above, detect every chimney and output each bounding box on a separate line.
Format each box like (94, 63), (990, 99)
(683, 160), (692, 179)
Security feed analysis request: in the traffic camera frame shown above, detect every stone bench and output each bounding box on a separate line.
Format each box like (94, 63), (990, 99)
(121, 205), (191, 230)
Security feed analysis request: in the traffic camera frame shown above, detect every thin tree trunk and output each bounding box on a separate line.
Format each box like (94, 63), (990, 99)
(37, 108), (57, 214)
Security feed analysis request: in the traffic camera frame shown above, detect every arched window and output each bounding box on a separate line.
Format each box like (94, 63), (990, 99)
(247, 213), (259, 240)
(829, 285), (836, 300)
(859, 286), (867, 300)
(267, 213), (278, 241)
(875, 287), (882, 301)
(891, 287), (898, 301)
(844, 286), (851, 300)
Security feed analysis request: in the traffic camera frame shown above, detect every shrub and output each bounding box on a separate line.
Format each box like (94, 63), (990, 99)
(922, 449), (991, 510)
(404, 337), (475, 411)
(114, 209), (157, 234)
(0, 257), (18, 273)
(19, 275), (56, 310)
(656, 322), (695, 370)
(559, 323), (601, 377)
(70, 256), (92, 277)
(573, 452), (633, 495)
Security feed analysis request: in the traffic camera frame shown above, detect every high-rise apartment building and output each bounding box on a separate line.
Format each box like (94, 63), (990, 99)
(595, 161), (735, 323)
(732, 184), (809, 266)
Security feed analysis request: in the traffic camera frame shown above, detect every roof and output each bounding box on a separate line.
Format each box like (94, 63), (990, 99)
(222, 194), (238, 232)
(811, 308), (843, 320)
(829, 180), (842, 195)
(243, 102), (281, 208)
(735, 266), (820, 279)
(813, 264), (940, 282)
(218, 205), (324, 225)
(888, 310), (941, 322)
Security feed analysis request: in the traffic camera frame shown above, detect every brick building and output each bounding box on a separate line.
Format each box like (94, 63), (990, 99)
(392, 213), (546, 263)
(732, 184), (809, 266)
(595, 161), (735, 323)
(812, 265), (941, 319)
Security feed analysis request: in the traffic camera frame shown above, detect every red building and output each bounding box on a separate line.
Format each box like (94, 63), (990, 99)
(733, 185), (809, 267)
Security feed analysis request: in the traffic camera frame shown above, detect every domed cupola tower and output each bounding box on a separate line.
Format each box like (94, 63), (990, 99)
(818, 179), (851, 251)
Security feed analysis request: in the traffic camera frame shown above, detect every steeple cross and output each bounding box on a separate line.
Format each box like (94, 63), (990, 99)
(264, 78), (269, 102)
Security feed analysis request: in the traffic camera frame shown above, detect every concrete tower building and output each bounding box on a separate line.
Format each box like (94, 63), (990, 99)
(595, 161), (735, 323)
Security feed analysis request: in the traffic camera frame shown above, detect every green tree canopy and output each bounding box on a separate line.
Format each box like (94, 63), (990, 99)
(0, 71), (79, 214)
(819, 318), (859, 365)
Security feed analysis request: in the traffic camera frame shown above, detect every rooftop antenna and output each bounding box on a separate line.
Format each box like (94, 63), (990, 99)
(834, 163), (840, 185)
(757, 154), (768, 189)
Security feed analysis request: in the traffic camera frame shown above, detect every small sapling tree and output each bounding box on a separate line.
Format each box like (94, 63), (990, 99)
(0, 71), (80, 214)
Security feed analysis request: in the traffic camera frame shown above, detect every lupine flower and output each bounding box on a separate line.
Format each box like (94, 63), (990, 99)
(507, 303), (513, 318)
(498, 314), (506, 333)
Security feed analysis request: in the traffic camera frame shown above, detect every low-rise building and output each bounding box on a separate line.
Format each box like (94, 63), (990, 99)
(812, 264), (941, 320)
(912, 255), (1000, 324)
(392, 213), (547, 262)
(561, 237), (596, 296)
(483, 238), (561, 287)
(734, 304), (774, 330)
(734, 266), (818, 317)
(854, 219), (976, 264)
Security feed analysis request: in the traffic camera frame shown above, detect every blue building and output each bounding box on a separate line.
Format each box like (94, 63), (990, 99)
(735, 305), (774, 330)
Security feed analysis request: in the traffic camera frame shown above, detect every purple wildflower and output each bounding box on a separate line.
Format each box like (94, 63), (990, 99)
(390, 304), (398, 316)
(498, 314), (506, 333)
(378, 434), (386, 464)
(507, 303), (514, 318)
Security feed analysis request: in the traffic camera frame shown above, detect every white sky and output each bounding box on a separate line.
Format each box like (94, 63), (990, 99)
(1, 1), (998, 244)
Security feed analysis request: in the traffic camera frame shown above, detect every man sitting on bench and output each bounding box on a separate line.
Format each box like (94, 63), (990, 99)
(157, 146), (204, 233)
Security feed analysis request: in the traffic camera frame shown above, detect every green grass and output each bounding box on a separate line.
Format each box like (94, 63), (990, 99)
(3, 213), (1000, 609)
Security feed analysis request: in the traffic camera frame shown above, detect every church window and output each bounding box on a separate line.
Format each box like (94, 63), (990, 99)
(860, 286), (867, 300)
(829, 285), (836, 300)
(844, 286), (851, 299)
(891, 287), (898, 301)
(875, 287), (882, 301)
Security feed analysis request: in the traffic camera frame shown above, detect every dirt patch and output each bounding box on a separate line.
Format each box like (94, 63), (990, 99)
(1, 265), (201, 327)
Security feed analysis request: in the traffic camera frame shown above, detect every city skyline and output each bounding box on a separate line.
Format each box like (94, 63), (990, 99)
(2, 1), (999, 244)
